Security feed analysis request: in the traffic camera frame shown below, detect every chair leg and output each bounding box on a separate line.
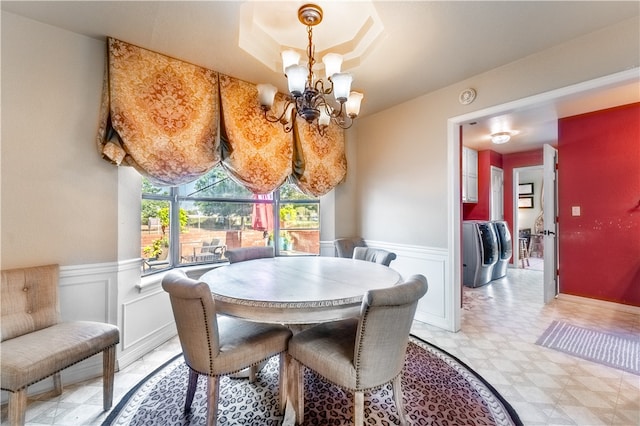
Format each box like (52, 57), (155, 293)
(392, 375), (408, 425)
(53, 372), (63, 396)
(103, 345), (116, 410)
(8, 389), (27, 426)
(185, 369), (199, 413)
(205, 376), (220, 426)
(287, 356), (304, 424)
(249, 365), (257, 383)
(353, 391), (365, 426)
(278, 353), (288, 414)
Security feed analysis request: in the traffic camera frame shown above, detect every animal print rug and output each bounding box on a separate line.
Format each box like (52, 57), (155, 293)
(103, 336), (521, 425)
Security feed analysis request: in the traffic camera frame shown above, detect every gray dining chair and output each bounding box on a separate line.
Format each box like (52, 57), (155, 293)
(287, 274), (428, 426)
(161, 270), (292, 426)
(334, 237), (366, 258)
(353, 246), (397, 267)
(225, 246), (274, 263)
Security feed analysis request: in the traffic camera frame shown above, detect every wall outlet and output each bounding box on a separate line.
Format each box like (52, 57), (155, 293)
(571, 206), (581, 216)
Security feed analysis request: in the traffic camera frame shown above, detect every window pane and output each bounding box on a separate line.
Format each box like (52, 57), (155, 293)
(178, 200), (274, 265)
(279, 183), (319, 255)
(142, 177), (170, 196)
(179, 167), (253, 199)
(141, 199), (171, 273)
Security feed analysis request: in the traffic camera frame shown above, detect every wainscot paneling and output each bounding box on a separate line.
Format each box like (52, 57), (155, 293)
(322, 240), (451, 330)
(363, 241), (450, 330)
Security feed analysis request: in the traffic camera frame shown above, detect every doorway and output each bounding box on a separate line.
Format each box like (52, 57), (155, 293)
(513, 166), (544, 272)
(490, 166), (504, 221)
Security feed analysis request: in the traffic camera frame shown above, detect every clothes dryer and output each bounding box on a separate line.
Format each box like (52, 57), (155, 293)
(491, 220), (512, 279)
(462, 221), (498, 287)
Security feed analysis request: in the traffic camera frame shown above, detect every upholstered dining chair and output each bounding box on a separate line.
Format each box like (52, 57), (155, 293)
(287, 274), (428, 426)
(225, 246), (274, 263)
(161, 270), (292, 426)
(334, 237), (366, 258)
(353, 246), (397, 267)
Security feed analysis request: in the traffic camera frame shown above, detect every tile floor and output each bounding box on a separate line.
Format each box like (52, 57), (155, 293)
(2, 268), (639, 425)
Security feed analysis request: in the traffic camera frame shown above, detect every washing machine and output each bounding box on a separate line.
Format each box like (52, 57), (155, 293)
(462, 221), (498, 287)
(491, 220), (512, 279)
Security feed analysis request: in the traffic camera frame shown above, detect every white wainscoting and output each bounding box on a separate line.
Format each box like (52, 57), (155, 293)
(366, 241), (450, 330)
(322, 240), (451, 330)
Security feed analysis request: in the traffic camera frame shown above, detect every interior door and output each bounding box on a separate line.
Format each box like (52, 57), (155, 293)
(490, 166), (504, 220)
(543, 144), (558, 303)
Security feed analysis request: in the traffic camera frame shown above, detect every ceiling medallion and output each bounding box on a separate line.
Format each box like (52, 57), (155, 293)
(459, 88), (477, 105)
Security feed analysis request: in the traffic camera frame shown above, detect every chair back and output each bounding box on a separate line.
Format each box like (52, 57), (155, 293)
(1, 264), (61, 341)
(353, 246), (397, 267)
(334, 237), (366, 258)
(226, 246), (274, 263)
(161, 270), (219, 375)
(354, 274), (428, 389)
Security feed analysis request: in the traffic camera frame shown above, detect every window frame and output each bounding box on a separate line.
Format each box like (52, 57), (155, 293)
(141, 175), (320, 276)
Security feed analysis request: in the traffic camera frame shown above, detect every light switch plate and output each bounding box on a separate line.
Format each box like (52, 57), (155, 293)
(572, 206), (581, 216)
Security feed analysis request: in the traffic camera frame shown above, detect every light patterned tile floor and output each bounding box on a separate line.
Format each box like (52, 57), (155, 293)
(2, 268), (638, 425)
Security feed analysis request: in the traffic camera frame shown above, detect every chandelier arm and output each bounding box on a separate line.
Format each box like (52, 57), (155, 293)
(329, 101), (345, 119)
(314, 78), (332, 96)
(332, 114), (354, 130)
(262, 99), (294, 124)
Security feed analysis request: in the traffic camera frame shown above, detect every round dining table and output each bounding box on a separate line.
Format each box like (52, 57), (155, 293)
(199, 256), (402, 324)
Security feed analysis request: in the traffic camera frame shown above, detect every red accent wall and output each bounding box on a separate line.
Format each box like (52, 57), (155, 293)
(463, 150), (503, 221)
(558, 103), (640, 306)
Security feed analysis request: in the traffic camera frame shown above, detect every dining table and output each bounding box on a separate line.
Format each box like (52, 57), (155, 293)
(199, 256), (403, 324)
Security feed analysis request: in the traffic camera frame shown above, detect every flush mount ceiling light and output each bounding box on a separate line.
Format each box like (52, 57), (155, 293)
(490, 132), (512, 144)
(257, 4), (364, 134)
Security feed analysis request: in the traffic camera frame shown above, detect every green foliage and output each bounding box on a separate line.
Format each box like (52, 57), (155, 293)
(143, 237), (168, 259)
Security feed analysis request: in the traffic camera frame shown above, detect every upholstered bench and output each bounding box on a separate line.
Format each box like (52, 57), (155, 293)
(1, 264), (120, 426)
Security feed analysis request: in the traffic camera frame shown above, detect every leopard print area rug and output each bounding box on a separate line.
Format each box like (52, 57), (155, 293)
(103, 336), (522, 425)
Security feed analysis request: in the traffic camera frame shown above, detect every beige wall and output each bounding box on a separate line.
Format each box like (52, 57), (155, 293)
(353, 17), (639, 248)
(1, 11), (119, 269)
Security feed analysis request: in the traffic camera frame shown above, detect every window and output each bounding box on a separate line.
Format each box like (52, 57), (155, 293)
(141, 166), (319, 274)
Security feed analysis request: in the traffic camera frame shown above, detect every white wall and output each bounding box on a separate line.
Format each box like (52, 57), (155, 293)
(354, 17), (640, 248)
(1, 11), (118, 267)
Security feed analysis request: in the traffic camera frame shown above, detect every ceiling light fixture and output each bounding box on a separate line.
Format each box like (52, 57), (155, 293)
(257, 4), (364, 134)
(490, 132), (512, 144)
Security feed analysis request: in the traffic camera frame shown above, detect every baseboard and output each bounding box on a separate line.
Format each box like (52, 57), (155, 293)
(558, 293), (640, 315)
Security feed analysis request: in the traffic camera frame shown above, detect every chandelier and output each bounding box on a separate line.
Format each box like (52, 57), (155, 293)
(257, 3), (364, 134)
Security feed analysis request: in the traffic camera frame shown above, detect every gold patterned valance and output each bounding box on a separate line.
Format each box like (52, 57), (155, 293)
(96, 38), (347, 195)
(219, 75), (293, 194)
(97, 38), (220, 186)
(292, 116), (347, 196)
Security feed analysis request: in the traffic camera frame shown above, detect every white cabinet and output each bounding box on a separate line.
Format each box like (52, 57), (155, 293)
(462, 147), (478, 203)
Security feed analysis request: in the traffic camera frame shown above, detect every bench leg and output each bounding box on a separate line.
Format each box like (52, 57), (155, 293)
(103, 345), (116, 410)
(53, 372), (63, 395)
(8, 389), (27, 426)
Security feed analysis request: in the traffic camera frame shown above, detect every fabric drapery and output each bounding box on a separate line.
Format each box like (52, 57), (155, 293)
(219, 75), (293, 194)
(96, 38), (347, 195)
(292, 115), (347, 197)
(98, 38), (220, 186)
